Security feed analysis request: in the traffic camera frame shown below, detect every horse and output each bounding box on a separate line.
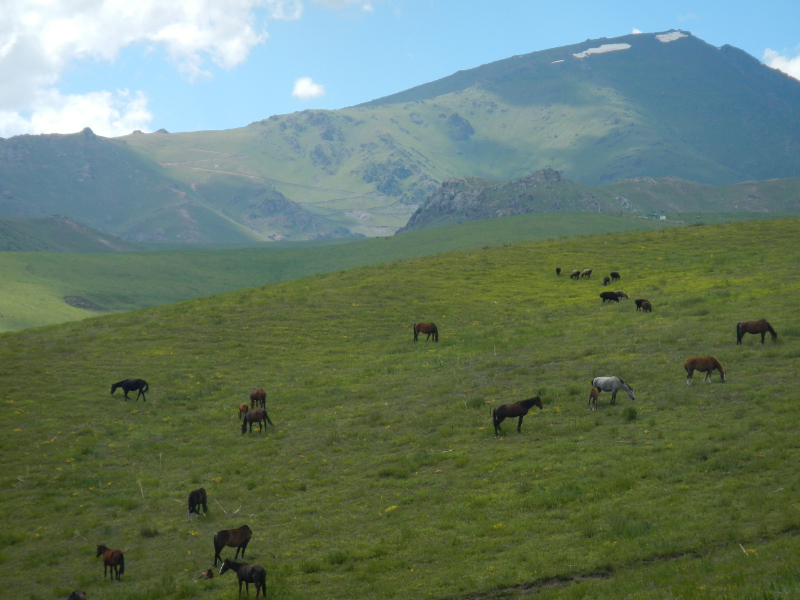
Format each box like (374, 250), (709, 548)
(614, 291), (629, 299)
(591, 377), (635, 405)
(238, 403), (250, 419)
(581, 269), (593, 279)
(188, 488), (208, 517)
(600, 291), (620, 303)
(242, 408), (274, 434)
(68, 592), (87, 600)
(250, 388), (266, 409)
(635, 299), (649, 311)
(587, 387), (599, 411)
(640, 300), (652, 312)
(413, 323), (438, 342)
(111, 379), (148, 402)
(213, 525), (252, 566)
(492, 396), (543, 436)
(603, 276), (611, 286)
(219, 558), (267, 598)
(610, 271), (620, 281)
(684, 356), (726, 385)
(736, 320), (777, 345)
(96, 544), (124, 580)
(556, 267), (562, 276)
(570, 270), (581, 279)
(196, 569), (214, 581)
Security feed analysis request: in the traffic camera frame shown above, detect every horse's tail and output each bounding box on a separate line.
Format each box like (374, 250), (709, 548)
(119, 554), (125, 576)
(143, 381), (149, 392)
(434, 325), (439, 342)
(736, 322), (741, 342)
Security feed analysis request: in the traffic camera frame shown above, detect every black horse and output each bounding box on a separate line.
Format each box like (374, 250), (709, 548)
(68, 592), (87, 600)
(219, 558), (267, 598)
(214, 525), (252, 566)
(111, 379), (149, 401)
(188, 488), (208, 517)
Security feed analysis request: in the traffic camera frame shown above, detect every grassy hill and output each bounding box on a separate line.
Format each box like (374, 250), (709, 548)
(0, 212), (681, 332)
(0, 216), (142, 252)
(2, 219), (800, 600)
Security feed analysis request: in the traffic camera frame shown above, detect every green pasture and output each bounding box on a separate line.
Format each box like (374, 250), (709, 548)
(0, 212), (680, 332)
(2, 219), (800, 600)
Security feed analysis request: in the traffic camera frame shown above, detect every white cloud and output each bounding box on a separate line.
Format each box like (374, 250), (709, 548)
(763, 48), (800, 81)
(632, 28), (642, 35)
(292, 77), (326, 100)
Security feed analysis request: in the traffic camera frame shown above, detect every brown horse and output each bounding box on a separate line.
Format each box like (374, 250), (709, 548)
(68, 592), (87, 600)
(219, 558), (267, 598)
(640, 300), (652, 312)
(570, 270), (581, 279)
(736, 320), (777, 345)
(614, 290), (629, 299)
(587, 387), (599, 411)
(413, 323), (438, 342)
(684, 356), (726, 385)
(242, 408), (274, 434)
(238, 403), (249, 419)
(196, 568), (214, 581)
(250, 388), (266, 409)
(188, 487), (208, 517)
(603, 276), (611, 286)
(96, 544), (124, 580)
(581, 269), (592, 279)
(213, 525), (252, 566)
(492, 396), (543, 436)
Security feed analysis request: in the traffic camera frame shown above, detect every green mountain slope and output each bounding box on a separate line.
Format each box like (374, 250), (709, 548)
(0, 215), (141, 252)
(1, 219), (800, 600)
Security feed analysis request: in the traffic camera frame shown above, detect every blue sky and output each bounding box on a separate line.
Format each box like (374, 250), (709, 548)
(2, 0), (799, 137)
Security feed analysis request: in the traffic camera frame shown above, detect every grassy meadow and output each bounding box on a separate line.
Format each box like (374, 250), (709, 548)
(0, 212), (680, 332)
(2, 219), (800, 600)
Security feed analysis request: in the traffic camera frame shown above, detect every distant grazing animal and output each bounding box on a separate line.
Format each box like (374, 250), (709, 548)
(603, 276), (611, 286)
(614, 291), (629, 299)
(214, 525), (252, 566)
(635, 299), (649, 311)
(96, 544), (124, 580)
(684, 356), (726, 385)
(556, 267), (561, 276)
(610, 271), (620, 281)
(414, 323), (439, 342)
(588, 387), (599, 411)
(242, 408), (274, 434)
(188, 488), (208, 517)
(600, 291), (620, 303)
(640, 300), (652, 312)
(581, 269), (593, 279)
(111, 378), (148, 402)
(250, 388), (266, 409)
(238, 403), (249, 419)
(196, 569), (214, 581)
(219, 558), (267, 598)
(736, 320), (778, 345)
(570, 270), (581, 280)
(492, 396), (543, 436)
(68, 592), (87, 600)
(591, 377), (635, 405)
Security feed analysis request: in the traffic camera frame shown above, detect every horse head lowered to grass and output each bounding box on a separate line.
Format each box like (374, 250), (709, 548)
(591, 377), (635, 405)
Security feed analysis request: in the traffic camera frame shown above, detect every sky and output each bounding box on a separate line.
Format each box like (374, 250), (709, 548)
(1, 0), (799, 138)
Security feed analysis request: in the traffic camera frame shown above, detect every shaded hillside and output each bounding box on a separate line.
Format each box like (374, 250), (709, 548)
(398, 170), (800, 233)
(0, 215), (141, 252)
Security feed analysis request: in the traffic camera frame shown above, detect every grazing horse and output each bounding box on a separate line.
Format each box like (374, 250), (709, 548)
(591, 377), (635, 405)
(242, 408), (274, 434)
(238, 403), (250, 419)
(640, 300), (652, 312)
(556, 267), (561, 276)
(96, 544), (124, 580)
(188, 488), (208, 517)
(413, 323), (438, 342)
(587, 387), (599, 411)
(68, 592), (87, 600)
(570, 270), (581, 279)
(250, 388), (266, 409)
(684, 357), (726, 385)
(219, 558), (267, 598)
(111, 379), (149, 402)
(610, 271), (620, 281)
(736, 320), (778, 345)
(213, 525), (252, 566)
(492, 396), (543, 436)
(581, 269), (593, 279)
(600, 291), (619, 303)
(603, 276), (611, 286)
(614, 291), (629, 299)
(634, 299), (648, 311)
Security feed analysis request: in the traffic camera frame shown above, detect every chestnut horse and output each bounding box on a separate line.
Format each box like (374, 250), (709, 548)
(238, 403), (249, 419)
(587, 387), (599, 411)
(250, 388), (266, 409)
(684, 356), (726, 385)
(213, 525), (252, 566)
(413, 323), (438, 342)
(492, 396), (543, 436)
(96, 544), (125, 580)
(736, 320), (777, 345)
(219, 558), (267, 598)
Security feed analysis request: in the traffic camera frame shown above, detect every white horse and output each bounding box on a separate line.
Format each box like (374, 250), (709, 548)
(591, 376), (635, 405)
